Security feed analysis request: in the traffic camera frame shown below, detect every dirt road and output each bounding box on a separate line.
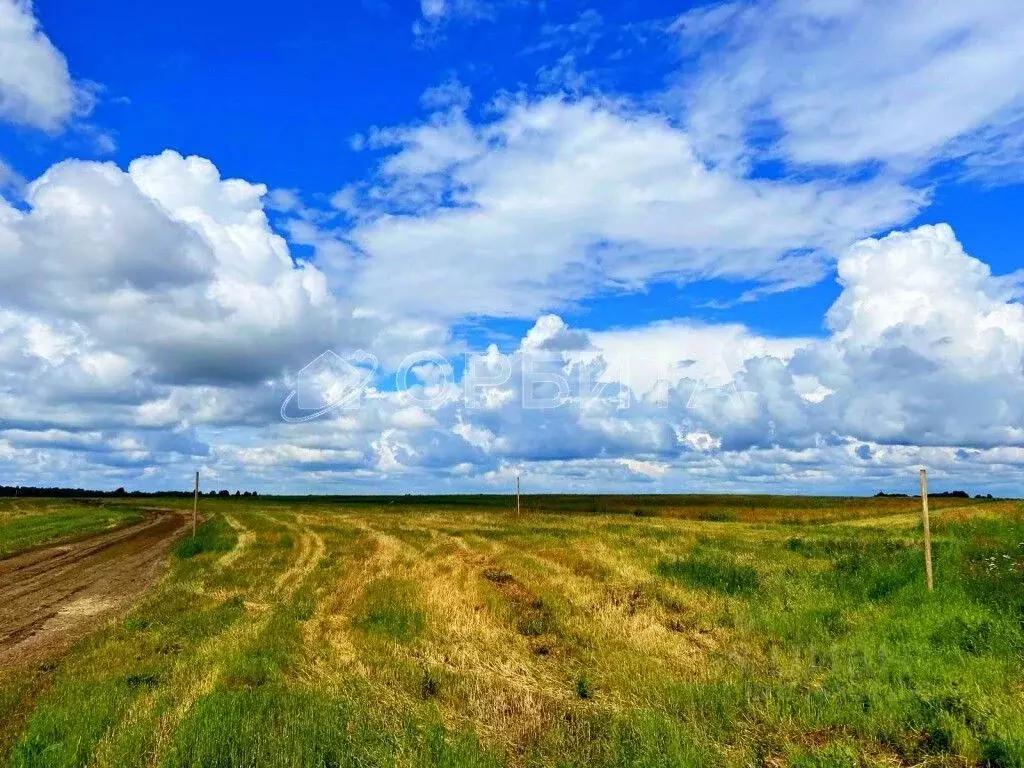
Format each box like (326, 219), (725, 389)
(0, 508), (191, 669)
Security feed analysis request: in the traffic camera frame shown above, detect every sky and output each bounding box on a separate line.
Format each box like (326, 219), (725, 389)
(0, 0), (1023, 495)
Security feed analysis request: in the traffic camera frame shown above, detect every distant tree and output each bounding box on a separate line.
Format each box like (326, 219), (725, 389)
(218, 489), (230, 497)
(113, 487), (127, 496)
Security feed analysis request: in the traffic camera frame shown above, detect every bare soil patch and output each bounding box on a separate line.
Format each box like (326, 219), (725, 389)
(0, 508), (191, 669)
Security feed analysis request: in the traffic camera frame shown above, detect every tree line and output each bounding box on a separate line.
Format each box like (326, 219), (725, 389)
(0, 486), (258, 498)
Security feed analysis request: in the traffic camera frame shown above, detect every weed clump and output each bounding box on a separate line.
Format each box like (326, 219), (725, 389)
(123, 672), (160, 691)
(420, 668), (441, 700)
(482, 568), (513, 585)
(518, 597), (557, 637)
(830, 544), (919, 601)
(576, 675), (593, 700)
(657, 552), (759, 596)
(352, 578), (426, 642)
(981, 737), (1022, 768)
(173, 516), (236, 559)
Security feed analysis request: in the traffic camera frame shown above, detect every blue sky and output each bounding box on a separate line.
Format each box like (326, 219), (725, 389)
(1, 0), (1023, 495)
(13, 2), (672, 192)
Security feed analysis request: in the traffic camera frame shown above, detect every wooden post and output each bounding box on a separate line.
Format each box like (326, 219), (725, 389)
(516, 475), (521, 519)
(920, 468), (933, 591)
(192, 471), (199, 539)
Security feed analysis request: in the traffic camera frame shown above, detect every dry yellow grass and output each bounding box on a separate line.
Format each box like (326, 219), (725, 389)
(3, 495), (1023, 768)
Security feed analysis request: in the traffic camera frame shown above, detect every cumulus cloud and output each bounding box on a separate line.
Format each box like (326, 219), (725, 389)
(0, 0), (90, 131)
(0, 151), (444, 486)
(671, 224), (1024, 454)
(810, 224), (1024, 447)
(16, 212), (1014, 495)
(0, 151), (360, 388)
(585, 320), (809, 394)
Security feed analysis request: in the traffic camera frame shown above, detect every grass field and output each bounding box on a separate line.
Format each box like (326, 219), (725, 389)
(1, 494), (1022, 767)
(0, 499), (143, 560)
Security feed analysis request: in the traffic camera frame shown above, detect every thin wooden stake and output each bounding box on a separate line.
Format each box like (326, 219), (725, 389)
(192, 470), (199, 540)
(516, 475), (521, 519)
(920, 468), (933, 591)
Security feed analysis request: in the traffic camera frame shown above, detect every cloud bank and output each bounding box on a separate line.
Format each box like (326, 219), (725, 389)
(0, 0), (1022, 494)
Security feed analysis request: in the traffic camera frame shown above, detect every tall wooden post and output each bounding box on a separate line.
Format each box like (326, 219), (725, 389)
(516, 475), (521, 519)
(192, 471), (199, 539)
(920, 469), (933, 591)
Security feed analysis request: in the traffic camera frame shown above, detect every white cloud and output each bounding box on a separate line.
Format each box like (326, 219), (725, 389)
(827, 224), (1024, 365)
(0, 152), (360, 391)
(618, 458), (667, 478)
(809, 224), (1024, 447)
(2, 3), (1022, 494)
(676, 0), (1024, 175)
(662, 224), (1024, 453)
(0, 152), (443, 460)
(336, 224), (1022, 488)
(0, 0), (89, 131)
(335, 96), (922, 320)
(420, 77), (471, 111)
(0, 151), (476, 490)
(5, 233), (1024, 492)
(420, 0), (446, 20)
(521, 314), (590, 352)
(585, 320), (809, 394)
(413, 0), (486, 43)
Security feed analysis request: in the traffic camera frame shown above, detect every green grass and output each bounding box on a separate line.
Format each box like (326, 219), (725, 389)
(10, 679), (131, 768)
(656, 550), (759, 595)
(0, 500), (143, 559)
(1, 495), (1022, 767)
(166, 687), (500, 768)
(353, 578), (427, 642)
(173, 515), (236, 559)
